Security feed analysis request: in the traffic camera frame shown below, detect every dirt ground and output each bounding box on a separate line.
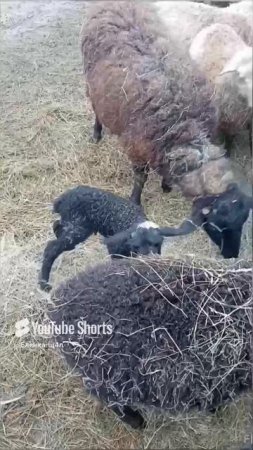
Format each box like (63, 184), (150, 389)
(0, 1), (252, 449)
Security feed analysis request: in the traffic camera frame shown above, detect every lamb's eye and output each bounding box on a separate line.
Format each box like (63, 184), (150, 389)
(236, 200), (244, 209)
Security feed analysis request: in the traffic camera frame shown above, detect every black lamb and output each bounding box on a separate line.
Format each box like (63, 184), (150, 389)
(39, 185), (171, 291)
(48, 258), (253, 430)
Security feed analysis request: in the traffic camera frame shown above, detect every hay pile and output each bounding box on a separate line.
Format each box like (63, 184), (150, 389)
(0, 1), (252, 449)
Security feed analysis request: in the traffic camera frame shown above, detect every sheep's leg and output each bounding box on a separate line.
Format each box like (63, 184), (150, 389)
(109, 405), (146, 430)
(161, 177), (172, 193)
(91, 115), (103, 143)
(39, 228), (92, 291)
(224, 134), (234, 156)
(130, 166), (148, 205)
(248, 121), (252, 152)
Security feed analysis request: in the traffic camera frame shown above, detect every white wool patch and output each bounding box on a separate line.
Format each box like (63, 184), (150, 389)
(137, 221), (159, 230)
(189, 26), (211, 62)
(222, 47), (252, 107)
(222, 47), (252, 76)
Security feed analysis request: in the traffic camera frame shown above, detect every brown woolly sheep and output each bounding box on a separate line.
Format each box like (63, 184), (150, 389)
(81, 1), (253, 258)
(189, 23), (252, 150)
(48, 258), (253, 430)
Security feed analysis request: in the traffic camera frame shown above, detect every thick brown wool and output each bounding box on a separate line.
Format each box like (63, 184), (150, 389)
(80, 2), (229, 195)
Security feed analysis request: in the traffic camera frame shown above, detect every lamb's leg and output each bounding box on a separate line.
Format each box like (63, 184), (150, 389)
(53, 220), (62, 238)
(130, 166), (148, 205)
(39, 227), (92, 291)
(109, 405), (146, 430)
(91, 115), (103, 143)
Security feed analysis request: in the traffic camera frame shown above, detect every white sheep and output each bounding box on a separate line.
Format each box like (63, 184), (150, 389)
(227, 0), (253, 29)
(189, 23), (252, 150)
(154, 1), (253, 48)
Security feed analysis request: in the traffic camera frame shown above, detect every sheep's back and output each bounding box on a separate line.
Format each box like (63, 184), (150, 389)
(50, 259), (252, 413)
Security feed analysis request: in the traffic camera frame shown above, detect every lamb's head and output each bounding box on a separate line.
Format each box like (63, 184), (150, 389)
(160, 184), (253, 258)
(104, 221), (164, 258)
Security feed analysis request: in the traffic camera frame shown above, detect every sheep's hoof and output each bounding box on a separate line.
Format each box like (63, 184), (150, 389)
(89, 132), (103, 144)
(39, 280), (52, 292)
(128, 418), (146, 430)
(161, 181), (172, 193)
(125, 413), (146, 430)
(122, 406), (146, 430)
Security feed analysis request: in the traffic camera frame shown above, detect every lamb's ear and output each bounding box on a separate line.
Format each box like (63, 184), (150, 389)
(103, 230), (131, 255)
(159, 219), (198, 237)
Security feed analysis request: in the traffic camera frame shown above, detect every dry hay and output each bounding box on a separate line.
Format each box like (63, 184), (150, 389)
(0, 1), (252, 449)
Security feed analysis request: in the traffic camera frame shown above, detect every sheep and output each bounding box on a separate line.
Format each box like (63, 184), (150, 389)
(189, 23), (252, 150)
(227, 1), (253, 29)
(221, 46), (253, 108)
(48, 257), (253, 429)
(38, 185), (170, 291)
(154, 2), (252, 150)
(154, 1), (253, 50)
(40, 184), (253, 279)
(161, 183), (253, 259)
(81, 1), (253, 258)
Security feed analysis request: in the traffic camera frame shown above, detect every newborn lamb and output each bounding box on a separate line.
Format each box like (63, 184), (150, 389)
(39, 185), (171, 291)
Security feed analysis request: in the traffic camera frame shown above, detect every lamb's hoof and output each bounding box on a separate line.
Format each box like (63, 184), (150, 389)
(129, 195), (141, 205)
(39, 280), (52, 292)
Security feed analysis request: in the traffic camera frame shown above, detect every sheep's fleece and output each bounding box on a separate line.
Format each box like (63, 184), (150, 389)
(49, 259), (252, 415)
(81, 1), (228, 195)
